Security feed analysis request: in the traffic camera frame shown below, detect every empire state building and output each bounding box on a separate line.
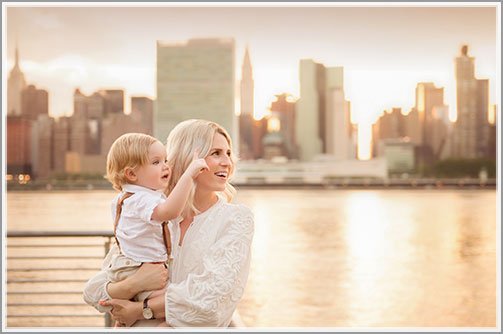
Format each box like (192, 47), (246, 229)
(7, 45), (27, 116)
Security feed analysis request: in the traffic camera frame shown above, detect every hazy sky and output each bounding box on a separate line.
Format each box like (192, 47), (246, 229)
(4, 4), (499, 128)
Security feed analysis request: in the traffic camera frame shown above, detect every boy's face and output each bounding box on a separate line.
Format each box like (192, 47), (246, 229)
(134, 141), (170, 191)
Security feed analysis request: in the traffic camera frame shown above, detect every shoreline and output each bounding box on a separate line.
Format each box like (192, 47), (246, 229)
(6, 178), (497, 191)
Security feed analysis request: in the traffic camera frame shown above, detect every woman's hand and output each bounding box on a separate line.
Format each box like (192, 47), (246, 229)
(132, 262), (169, 292)
(106, 262), (168, 299)
(99, 299), (142, 327)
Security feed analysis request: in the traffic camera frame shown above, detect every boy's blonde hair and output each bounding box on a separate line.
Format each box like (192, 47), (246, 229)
(106, 133), (159, 191)
(165, 119), (237, 215)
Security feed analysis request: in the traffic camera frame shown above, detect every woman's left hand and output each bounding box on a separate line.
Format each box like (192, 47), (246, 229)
(99, 299), (142, 327)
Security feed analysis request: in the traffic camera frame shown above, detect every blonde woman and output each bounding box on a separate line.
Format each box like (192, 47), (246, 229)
(83, 119), (254, 327)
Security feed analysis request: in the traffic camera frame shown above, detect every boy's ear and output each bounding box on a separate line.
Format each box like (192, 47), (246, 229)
(124, 167), (137, 182)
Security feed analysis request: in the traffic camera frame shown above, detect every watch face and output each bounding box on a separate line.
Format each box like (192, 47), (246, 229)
(143, 307), (153, 320)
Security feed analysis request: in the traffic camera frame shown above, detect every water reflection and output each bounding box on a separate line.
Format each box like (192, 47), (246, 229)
(7, 189), (497, 328)
(236, 189), (496, 327)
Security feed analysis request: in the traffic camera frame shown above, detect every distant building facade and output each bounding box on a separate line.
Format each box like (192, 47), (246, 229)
(296, 59), (354, 161)
(451, 45), (490, 159)
(7, 46), (26, 116)
(239, 47), (256, 160)
(131, 96), (154, 135)
(155, 38), (236, 143)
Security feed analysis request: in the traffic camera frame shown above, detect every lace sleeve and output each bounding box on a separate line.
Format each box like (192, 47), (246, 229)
(165, 205), (254, 327)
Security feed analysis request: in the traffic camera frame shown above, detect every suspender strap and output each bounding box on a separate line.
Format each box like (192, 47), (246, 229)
(162, 222), (172, 259)
(114, 192), (134, 252)
(114, 191), (172, 259)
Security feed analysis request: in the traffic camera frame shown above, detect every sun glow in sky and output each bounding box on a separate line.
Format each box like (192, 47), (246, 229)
(4, 4), (499, 160)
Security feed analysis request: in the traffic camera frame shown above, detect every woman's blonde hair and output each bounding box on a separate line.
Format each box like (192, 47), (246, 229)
(106, 133), (159, 191)
(165, 119), (236, 215)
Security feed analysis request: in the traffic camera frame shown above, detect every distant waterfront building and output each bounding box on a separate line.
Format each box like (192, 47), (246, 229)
(7, 116), (32, 175)
(487, 105), (497, 160)
(73, 89), (108, 155)
(296, 59), (324, 160)
(239, 47), (255, 160)
(381, 138), (415, 175)
(296, 59), (353, 161)
(131, 96), (154, 135)
(372, 108), (406, 157)
(269, 94), (297, 159)
(102, 89), (125, 115)
(31, 115), (54, 179)
(21, 84), (49, 120)
(451, 45), (490, 159)
(155, 38), (236, 143)
(414, 82), (448, 165)
(53, 117), (71, 174)
(7, 45), (26, 116)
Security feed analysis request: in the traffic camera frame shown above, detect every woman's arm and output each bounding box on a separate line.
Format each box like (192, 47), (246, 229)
(98, 291), (166, 326)
(98, 206), (254, 327)
(83, 245), (168, 311)
(107, 263), (168, 299)
(164, 206), (254, 327)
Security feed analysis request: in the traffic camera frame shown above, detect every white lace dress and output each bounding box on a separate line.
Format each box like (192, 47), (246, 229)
(83, 196), (254, 327)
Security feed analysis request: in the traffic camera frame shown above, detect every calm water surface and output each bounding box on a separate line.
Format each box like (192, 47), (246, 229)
(6, 189), (498, 328)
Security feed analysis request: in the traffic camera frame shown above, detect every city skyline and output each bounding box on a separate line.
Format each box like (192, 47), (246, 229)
(4, 3), (499, 159)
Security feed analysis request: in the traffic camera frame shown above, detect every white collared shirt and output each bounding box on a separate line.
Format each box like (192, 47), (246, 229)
(112, 184), (167, 263)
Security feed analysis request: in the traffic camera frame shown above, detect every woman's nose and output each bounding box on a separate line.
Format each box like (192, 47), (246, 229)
(220, 155), (231, 166)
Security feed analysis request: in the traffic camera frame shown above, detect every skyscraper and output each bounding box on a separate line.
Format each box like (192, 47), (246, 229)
(21, 84), (49, 120)
(296, 59), (324, 161)
(414, 82), (448, 164)
(239, 47), (255, 160)
(296, 59), (353, 161)
(269, 94), (297, 159)
(155, 38), (236, 143)
(451, 45), (490, 158)
(131, 96), (154, 135)
(7, 45), (26, 116)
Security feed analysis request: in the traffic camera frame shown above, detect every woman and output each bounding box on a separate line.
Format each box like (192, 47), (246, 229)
(83, 119), (254, 327)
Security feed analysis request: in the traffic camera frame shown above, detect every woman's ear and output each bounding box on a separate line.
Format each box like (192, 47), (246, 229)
(124, 167), (137, 183)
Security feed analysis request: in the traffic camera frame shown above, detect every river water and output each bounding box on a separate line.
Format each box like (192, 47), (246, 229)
(5, 188), (498, 328)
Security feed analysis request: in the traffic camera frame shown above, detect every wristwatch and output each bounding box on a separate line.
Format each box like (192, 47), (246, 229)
(142, 299), (154, 320)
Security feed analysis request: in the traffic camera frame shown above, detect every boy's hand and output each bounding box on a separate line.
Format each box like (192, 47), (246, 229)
(187, 151), (209, 179)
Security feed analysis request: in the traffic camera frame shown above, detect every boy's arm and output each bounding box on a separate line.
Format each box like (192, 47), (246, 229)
(151, 155), (208, 221)
(151, 172), (194, 221)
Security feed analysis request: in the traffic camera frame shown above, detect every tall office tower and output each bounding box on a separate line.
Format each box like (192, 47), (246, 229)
(296, 59), (352, 161)
(155, 38), (236, 143)
(270, 94), (297, 159)
(451, 45), (490, 158)
(31, 115), (54, 179)
(7, 45), (27, 116)
(239, 47), (255, 160)
(415, 82), (447, 163)
(325, 67), (353, 160)
(487, 105), (497, 160)
(252, 117), (269, 159)
(101, 89), (125, 115)
(53, 117), (71, 174)
(21, 85), (49, 120)
(7, 116), (32, 175)
(296, 59), (324, 161)
(372, 108), (406, 156)
(131, 96), (154, 135)
(73, 89), (105, 155)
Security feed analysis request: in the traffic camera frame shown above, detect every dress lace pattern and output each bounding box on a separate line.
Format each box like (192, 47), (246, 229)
(166, 204), (254, 326)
